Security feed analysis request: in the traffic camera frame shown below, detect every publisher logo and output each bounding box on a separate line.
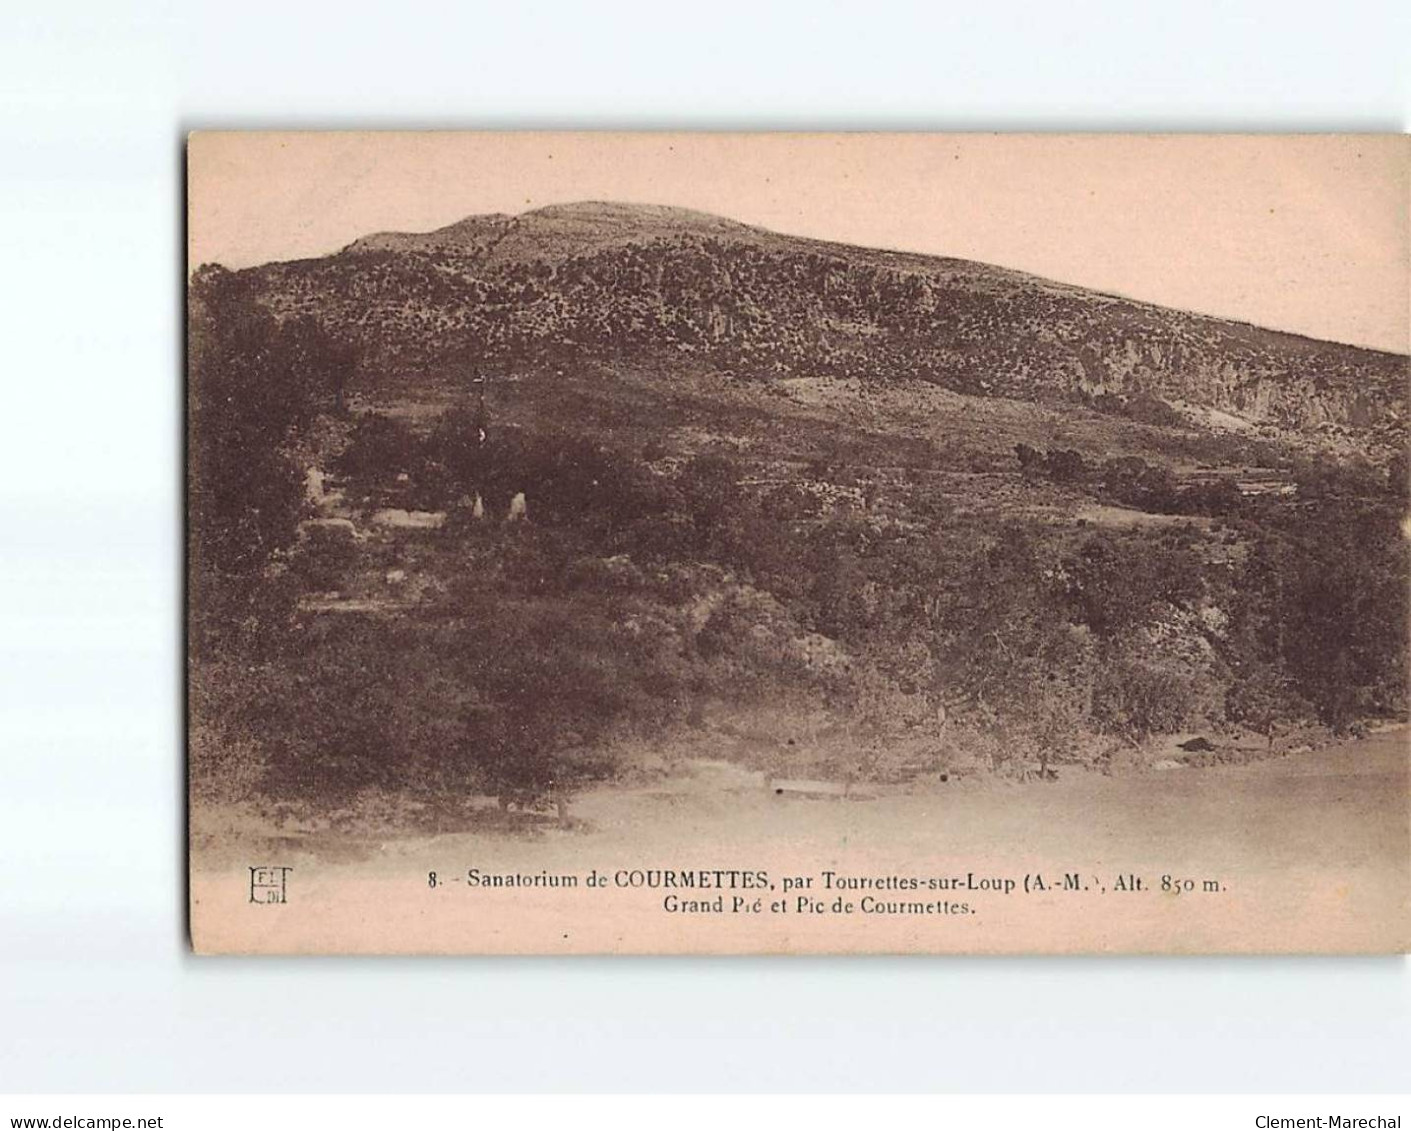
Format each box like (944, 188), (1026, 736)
(248, 866), (292, 905)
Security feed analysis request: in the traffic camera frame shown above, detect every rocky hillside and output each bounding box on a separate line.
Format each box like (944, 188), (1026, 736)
(227, 201), (1407, 454)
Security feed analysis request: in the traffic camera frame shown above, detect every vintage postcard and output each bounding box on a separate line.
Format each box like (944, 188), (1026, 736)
(188, 132), (1409, 954)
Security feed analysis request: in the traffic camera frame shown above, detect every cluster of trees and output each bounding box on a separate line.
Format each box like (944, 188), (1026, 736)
(1016, 444), (1247, 516)
(190, 267), (1407, 814)
(1224, 499), (1407, 731)
(334, 409), (756, 552)
(1015, 441), (1406, 521)
(196, 600), (656, 813)
(188, 265), (355, 654)
(195, 405), (1409, 810)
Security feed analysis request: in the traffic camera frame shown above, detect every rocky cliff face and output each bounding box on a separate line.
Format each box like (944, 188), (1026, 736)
(229, 202), (1408, 453)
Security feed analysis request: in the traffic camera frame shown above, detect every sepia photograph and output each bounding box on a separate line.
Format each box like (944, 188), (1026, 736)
(14, 0), (1411, 1112)
(186, 132), (1409, 954)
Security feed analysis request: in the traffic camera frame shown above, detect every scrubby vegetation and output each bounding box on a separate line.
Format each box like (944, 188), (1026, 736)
(189, 210), (1409, 829)
(248, 203), (1407, 456)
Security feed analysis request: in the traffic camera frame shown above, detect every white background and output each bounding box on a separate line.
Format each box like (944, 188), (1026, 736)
(1, 0), (1408, 1094)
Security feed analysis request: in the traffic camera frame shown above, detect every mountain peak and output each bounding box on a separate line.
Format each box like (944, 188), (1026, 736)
(345, 200), (753, 260)
(521, 200), (750, 229)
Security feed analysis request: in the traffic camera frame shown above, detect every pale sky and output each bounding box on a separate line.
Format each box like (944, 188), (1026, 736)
(189, 133), (1409, 354)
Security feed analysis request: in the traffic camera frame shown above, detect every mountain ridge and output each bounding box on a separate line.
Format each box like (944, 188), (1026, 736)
(225, 200), (1407, 454)
(340, 200), (1407, 353)
(345, 200), (762, 261)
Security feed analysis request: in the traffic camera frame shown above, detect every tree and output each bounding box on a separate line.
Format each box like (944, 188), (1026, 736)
(1224, 500), (1408, 732)
(676, 451), (742, 548)
(334, 414), (420, 486)
(1385, 452), (1408, 499)
(1043, 448), (1088, 484)
(465, 627), (625, 824)
(1014, 443), (1042, 475)
(282, 315), (356, 415)
(1061, 534), (1148, 637)
(1226, 662), (1307, 748)
(1091, 653), (1196, 744)
(427, 405), (488, 495)
(1280, 508), (1407, 728)
(810, 532), (868, 640)
(189, 269), (313, 578)
(189, 267), (331, 661)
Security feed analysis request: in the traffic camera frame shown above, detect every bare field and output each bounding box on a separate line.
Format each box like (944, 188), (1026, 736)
(191, 728), (1410, 953)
